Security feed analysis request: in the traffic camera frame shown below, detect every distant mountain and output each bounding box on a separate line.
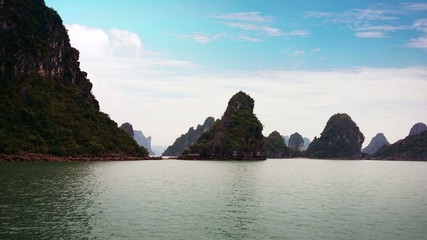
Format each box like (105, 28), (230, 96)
(408, 122), (427, 137)
(134, 130), (155, 155)
(306, 113), (364, 159)
(362, 133), (390, 155)
(374, 131), (427, 160)
(0, 0), (147, 157)
(282, 135), (289, 146)
(265, 131), (289, 158)
(162, 117), (215, 156)
(303, 137), (311, 150)
(288, 132), (305, 151)
(181, 91), (265, 160)
(151, 145), (167, 156)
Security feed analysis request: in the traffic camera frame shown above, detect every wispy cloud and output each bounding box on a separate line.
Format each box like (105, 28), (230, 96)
(238, 35), (263, 42)
(402, 2), (427, 11)
(214, 11), (273, 22)
(180, 33), (226, 43)
(226, 22), (282, 36)
(284, 30), (309, 37)
(408, 36), (427, 49)
(355, 31), (386, 38)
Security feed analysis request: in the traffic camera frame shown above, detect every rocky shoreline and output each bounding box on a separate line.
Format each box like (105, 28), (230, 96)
(0, 153), (163, 162)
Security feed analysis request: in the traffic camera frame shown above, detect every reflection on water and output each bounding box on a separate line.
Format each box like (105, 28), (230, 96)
(0, 162), (98, 239)
(1, 159), (427, 239)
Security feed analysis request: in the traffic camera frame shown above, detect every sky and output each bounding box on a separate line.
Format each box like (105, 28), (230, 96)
(44, 0), (427, 147)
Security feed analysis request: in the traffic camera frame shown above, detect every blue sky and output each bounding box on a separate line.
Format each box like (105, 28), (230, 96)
(45, 0), (427, 148)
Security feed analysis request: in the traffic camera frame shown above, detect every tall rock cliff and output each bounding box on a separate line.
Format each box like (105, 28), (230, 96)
(362, 133), (390, 155)
(306, 113), (364, 159)
(134, 130), (155, 155)
(182, 91), (265, 160)
(162, 117), (215, 156)
(0, 0), (147, 157)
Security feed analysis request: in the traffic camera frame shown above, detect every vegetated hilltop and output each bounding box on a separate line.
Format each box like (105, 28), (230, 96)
(181, 91), (265, 160)
(0, 0), (147, 159)
(306, 113), (364, 159)
(374, 123), (427, 160)
(162, 117), (215, 156)
(265, 131), (289, 158)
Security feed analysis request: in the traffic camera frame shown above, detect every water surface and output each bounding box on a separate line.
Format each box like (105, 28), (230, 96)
(1, 159), (426, 239)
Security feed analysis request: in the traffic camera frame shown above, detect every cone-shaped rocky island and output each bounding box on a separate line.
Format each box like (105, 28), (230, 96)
(0, 0), (148, 160)
(306, 113), (364, 159)
(180, 91), (265, 160)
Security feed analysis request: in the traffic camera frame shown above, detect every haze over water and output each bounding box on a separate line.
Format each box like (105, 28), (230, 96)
(1, 159), (426, 239)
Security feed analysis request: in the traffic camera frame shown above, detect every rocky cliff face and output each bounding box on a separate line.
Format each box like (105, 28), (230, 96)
(288, 132), (305, 151)
(265, 131), (289, 158)
(182, 91), (265, 160)
(0, 0), (146, 157)
(162, 117), (215, 156)
(0, 0), (98, 109)
(119, 122), (134, 137)
(408, 122), (427, 137)
(362, 133), (390, 155)
(134, 130), (155, 155)
(306, 113), (364, 159)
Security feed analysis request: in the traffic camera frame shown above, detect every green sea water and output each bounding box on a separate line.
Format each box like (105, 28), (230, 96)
(1, 159), (426, 239)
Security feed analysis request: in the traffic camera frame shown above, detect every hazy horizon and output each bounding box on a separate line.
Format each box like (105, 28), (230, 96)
(45, 0), (427, 147)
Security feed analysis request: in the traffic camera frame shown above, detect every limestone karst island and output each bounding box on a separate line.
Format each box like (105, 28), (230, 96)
(0, 0), (426, 161)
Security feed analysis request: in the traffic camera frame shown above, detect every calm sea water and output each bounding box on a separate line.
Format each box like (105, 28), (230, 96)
(1, 159), (426, 239)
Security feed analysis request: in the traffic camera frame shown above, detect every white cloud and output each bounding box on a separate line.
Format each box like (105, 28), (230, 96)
(408, 36), (427, 49)
(180, 33), (226, 43)
(413, 18), (427, 33)
(67, 24), (427, 148)
(355, 31), (386, 38)
(226, 22), (282, 36)
(214, 12), (273, 22)
(402, 2), (427, 11)
(284, 30), (309, 37)
(238, 35), (263, 42)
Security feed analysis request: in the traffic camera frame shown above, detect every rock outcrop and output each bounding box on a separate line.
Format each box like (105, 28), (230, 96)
(134, 130), (155, 155)
(265, 131), (289, 158)
(0, 0), (147, 157)
(374, 131), (427, 160)
(306, 113), (364, 159)
(303, 137), (311, 150)
(408, 122), (427, 137)
(288, 132), (305, 151)
(162, 117), (215, 156)
(362, 133), (390, 155)
(119, 122), (134, 137)
(374, 124), (427, 160)
(181, 91), (265, 160)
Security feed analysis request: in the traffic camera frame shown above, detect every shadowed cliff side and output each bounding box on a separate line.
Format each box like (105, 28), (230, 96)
(0, 0), (147, 158)
(306, 113), (364, 159)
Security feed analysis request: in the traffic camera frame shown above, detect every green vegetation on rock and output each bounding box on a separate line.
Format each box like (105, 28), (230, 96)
(0, 0), (147, 157)
(374, 128), (427, 160)
(306, 113), (364, 159)
(264, 131), (289, 158)
(182, 91), (265, 160)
